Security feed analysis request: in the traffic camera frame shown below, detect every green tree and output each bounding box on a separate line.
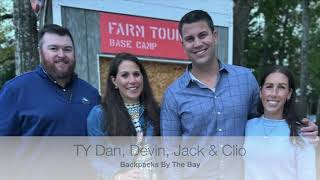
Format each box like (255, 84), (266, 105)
(13, 0), (38, 75)
(246, 0), (320, 119)
(233, 0), (254, 66)
(247, 0), (300, 68)
(307, 1), (320, 120)
(299, 0), (310, 116)
(0, 0), (14, 89)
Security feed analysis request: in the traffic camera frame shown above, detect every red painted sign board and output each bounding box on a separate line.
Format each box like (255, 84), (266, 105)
(100, 12), (188, 61)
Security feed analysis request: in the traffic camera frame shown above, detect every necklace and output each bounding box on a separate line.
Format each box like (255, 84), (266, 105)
(263, 125), (278, 137)
(261, 115), (286, 137)
(125, 103), (143, 133)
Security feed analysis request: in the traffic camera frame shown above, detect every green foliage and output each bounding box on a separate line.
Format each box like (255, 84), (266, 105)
(247, 0), (320, 114)
(308, 4), (320, 113)
(0, 45), (14, 89)
(0, 28), (14, 89)
(248, 0), (300, 66)
(0, 0), (14, 89)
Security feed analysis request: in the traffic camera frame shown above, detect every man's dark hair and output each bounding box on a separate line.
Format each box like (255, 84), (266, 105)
(178, 10), (215, 36)
(38, 24), (74, 48)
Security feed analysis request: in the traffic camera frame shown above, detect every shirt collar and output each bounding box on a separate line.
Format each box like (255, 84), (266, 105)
(181, 59), (229, 88)
(36, 65), (77, 89)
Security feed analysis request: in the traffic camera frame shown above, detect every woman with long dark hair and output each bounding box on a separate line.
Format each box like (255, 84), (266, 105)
(87, 52), (159, 136)
(244, 66), (315, 180)
(256, 65), (301, 136)
(87, 52), (160, 180)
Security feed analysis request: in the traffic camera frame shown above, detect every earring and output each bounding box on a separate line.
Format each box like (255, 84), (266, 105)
(114, 85), (118, 89)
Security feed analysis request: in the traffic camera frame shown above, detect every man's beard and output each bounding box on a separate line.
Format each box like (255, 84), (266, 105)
(41, 53), (75, 81)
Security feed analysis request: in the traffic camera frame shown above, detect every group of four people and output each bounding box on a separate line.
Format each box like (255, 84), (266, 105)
(0, 9), (317, 180)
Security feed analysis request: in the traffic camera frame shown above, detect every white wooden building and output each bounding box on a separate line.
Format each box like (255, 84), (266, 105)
(42, 0), (234, 100)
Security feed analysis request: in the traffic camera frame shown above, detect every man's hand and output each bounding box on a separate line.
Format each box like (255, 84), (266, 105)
(300, 118), (318, 136)
(300, 118), (319, 144)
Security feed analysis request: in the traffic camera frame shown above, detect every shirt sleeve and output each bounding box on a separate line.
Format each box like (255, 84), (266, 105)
(0, 85), (20, 135)
(248, 72), (260, 120)
(160, 88), (182, 136)
(87, 105), (106, 136)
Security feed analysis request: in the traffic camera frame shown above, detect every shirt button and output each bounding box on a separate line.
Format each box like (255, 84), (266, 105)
(62, 89), (66, 92)
(215, 96), (218, 99)
(217, 112), (221, 115)
(218, 128), (223, 132)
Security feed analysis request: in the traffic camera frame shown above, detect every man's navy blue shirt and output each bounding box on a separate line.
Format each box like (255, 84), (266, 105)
(0, 66), (100, 135)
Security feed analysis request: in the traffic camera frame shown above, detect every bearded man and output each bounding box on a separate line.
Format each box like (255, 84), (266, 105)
(0, 24), (100, 135)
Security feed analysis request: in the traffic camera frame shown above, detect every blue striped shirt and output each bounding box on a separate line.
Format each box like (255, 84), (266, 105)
(160, 61), (259, 136)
